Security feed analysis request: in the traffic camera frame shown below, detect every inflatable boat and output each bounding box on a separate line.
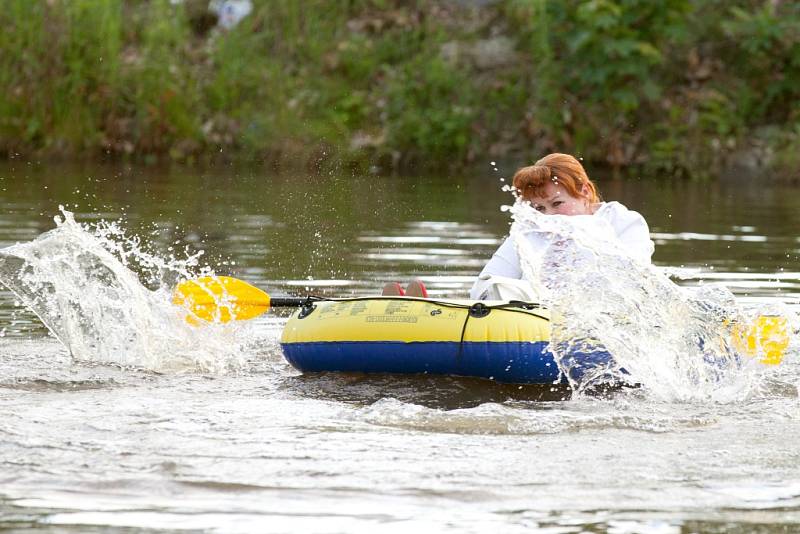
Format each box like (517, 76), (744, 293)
(279, 295), (790, 384)
(173, 277), (788, 384)
(279, 296), (612, 384)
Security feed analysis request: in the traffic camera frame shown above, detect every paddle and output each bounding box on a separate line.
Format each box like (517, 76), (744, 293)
(733, 315), (789, 366)
(173, 275), (789, 365)
(172, 276), (307, 323)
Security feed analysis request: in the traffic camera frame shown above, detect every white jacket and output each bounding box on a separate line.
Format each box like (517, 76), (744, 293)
(470, 201), (654, 300)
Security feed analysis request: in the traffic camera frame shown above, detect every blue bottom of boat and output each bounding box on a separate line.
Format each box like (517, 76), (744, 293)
(282, 340), (614, 384)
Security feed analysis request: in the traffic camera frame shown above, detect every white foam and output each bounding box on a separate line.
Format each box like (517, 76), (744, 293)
(508, 200), (797, 402)
(0, 208), (251, 373)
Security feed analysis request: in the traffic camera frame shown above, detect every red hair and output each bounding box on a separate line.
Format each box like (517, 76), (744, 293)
(512, 153), (601, 203)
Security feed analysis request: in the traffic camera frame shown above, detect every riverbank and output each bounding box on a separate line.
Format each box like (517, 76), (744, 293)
(2, 1), (799, 178)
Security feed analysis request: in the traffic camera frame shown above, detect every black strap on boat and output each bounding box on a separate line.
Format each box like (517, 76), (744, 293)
(283, 295), (550, 363)
(457, 312), (471, 360)
(287, 295), (550, 329)
(279, 295), (545, 314)
(490, 300), (546, 312)
(456, 302), (494, 360)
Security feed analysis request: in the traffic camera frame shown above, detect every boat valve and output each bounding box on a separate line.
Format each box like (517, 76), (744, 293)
(298, 301), (317, 319)
(468, 302), (490, 318)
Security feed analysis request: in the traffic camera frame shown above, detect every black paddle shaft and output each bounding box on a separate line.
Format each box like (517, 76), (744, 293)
(270, 297), (313, 307)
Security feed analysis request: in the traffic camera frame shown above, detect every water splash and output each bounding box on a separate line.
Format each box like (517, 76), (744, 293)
(508, 200), (797, 402)
(0, 208), (249, 373)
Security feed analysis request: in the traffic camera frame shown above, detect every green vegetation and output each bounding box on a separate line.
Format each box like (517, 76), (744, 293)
(1, 0), (799, 176)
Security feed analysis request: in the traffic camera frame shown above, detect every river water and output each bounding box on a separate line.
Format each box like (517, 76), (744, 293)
(0, 162), (799, 533)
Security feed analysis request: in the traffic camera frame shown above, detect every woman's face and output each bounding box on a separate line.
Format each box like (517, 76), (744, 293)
(529, 181), (592, 216)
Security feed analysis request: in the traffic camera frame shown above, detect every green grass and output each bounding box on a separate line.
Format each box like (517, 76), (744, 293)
(1, 0), (800, 176)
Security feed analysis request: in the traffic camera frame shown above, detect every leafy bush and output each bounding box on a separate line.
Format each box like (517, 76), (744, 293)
(1, 0), (800, 175)
(384, 55), (477, 165)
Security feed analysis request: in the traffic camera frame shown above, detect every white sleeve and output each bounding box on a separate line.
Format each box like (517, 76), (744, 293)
(601, 202), (655, 263)
(469, 237), (522, 299)
(469, 229), (558, 299)
(476, 237), (522, 279)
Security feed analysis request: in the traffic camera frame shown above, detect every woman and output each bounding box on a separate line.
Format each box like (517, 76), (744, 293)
(470, 153), (654, 300)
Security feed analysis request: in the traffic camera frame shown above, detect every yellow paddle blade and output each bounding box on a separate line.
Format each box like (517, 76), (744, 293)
(172, 276), (271, 323)
(732, 315), (790, 365)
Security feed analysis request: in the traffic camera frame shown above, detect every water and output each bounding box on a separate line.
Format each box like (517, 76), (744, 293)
(0, 210), (250, 373)
(1, 163), (799, 533)
(507, 200), (797, 401)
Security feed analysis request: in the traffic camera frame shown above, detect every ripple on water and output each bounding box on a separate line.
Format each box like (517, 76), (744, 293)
(353, 397), (721, 436)
(0, 378), (122, 393)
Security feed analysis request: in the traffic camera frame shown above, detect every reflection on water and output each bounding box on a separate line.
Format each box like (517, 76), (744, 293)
(281, 373), (573, 409)
(0, 163), (799, 532)
(1, 163), (799, 308)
